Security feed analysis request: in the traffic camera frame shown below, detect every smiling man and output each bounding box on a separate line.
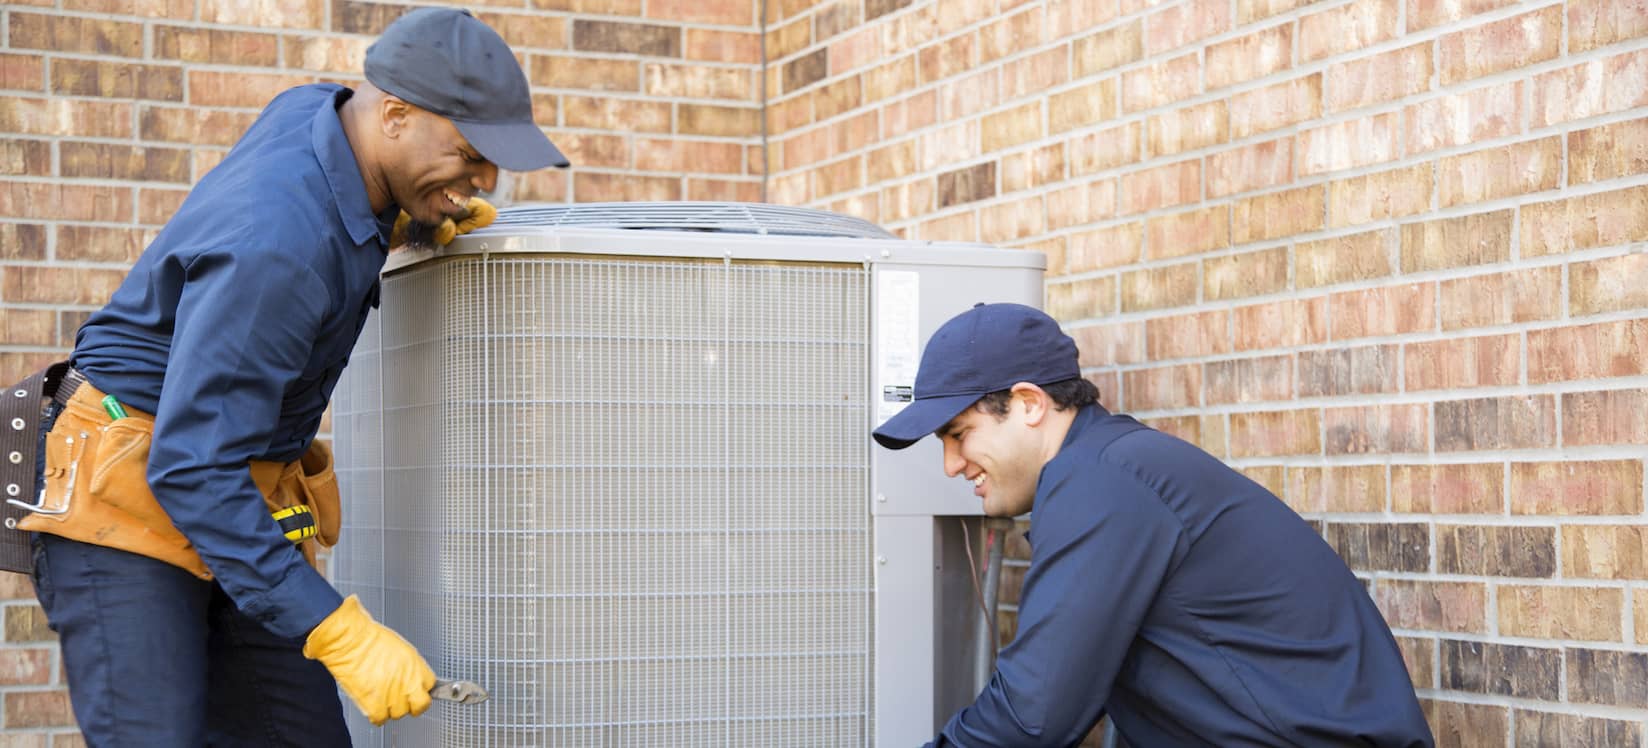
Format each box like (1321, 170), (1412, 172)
(16, 8), (565, 746)
(873, 303), (1433, 748)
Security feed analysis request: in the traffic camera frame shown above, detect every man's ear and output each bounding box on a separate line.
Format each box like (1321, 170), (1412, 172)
(1009, 382), (1051, 426)
(380, 96), (412, 139)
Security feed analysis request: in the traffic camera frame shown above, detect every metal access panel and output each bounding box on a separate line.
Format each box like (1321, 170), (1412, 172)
(330, 202), (1045, 746)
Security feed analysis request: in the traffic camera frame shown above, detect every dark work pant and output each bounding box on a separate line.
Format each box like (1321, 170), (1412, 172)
(28, 404), (352, 747)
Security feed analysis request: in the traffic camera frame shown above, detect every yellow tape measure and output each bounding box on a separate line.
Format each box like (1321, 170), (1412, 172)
(270, 504), (317, 543)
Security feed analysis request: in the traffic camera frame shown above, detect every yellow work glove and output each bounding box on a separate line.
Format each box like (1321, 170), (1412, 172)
(303, 595), (436, 726)
(389, 196), (497, 249)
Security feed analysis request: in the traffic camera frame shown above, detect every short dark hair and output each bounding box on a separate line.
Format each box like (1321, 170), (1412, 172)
(973, 377), (1100, 418)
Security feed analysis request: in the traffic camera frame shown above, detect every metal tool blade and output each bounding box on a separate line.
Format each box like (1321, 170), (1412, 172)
(430, 679), (489, 705)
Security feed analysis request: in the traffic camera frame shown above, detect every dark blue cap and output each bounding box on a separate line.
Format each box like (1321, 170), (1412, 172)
(872, 303), (1080, 450)
(365, 7), (569, 171)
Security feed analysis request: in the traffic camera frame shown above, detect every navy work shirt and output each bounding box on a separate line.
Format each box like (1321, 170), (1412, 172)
(929, 405), (1433, 747)
(72, 84), (393, 640)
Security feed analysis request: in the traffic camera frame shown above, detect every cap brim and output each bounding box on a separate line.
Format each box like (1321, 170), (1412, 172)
(454, 118), (570, 171)
(871, 393), (980, 450)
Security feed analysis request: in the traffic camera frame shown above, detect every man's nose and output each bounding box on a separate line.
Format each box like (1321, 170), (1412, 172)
(473, 162), (499, 193)
(942, 442), (965, 478)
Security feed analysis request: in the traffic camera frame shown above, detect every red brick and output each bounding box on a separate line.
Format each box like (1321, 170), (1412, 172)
(1373, 580), (1487, 633)
(1230, 409), (1320, 457)
(204, 0), (320, 26)
(1405, 80), (1522, 156)
(940, 69), (1001, 121)
(1146, 206), (1229, 260)
(1234, 298), (1327, 351)
(1243, 465), (1286, 497)
(0, 182), (131, 223)
(1068, 122), (1140, 176)
(1233, 185), (1323, 244)
(978, 7), (1043, 63)
(1299, 0), (1399, 62)
(1531, 49), (1648, 128)
(1569, 0), (1648, 53)
(677, 103), (754, 137)
(637, 138), (743, 175)
(1399, 637), (1436, 689)
(0, 223), (46, 261)
(1208, 138), (1291, 199)
(982, 102), (1044, 153)
(1511, 460), (1643, 516)
(1144, 0), (1231, 55)
(137, 187), (183, 221)
(1232, 75), (1318, 140)
(1207, 22), (1294, 90)
(683, 28), (756, 64)
(1298, 345), (1399, 396)
(1073, 20), (1142, 77)
(916, 210), (976, 242)
(1328, 164), (1431, 229)
(1285, 465), (1386, 513)
(0, 648), (49, 686)
(1399, 210), (1512, 274)
(1046, 178), (1117, 230)
(52, 59), (182, 101)
(1204, 354), (1293, 405)
(1050, 79), (1117, 135)
(56, 225), (147, 264)
(1298, 113), (1398, 177)
(1570, 117), (1648, 185)
(1296, 229), (1391, 288)
(9, 13), (143, 57)
(60, 142), (190, 183)
(1121, 53), (1200, 113)
(1325, 403), (1428, 455)
(1049, 0), (1120, 39)
(766, 171), (808, 206)
(1498, 585), (1622, 641)
(1572, 254), (1648, 316)
(1003, 46), (1068, 102)
(919, 33), (975, 84)
(647, 63), (752, 100)
(1121, 262), (1198, 312)
(1439, 267), (1561, 331)
(3, 690), (73, 728)
(827, 191), (877, 223)
(1204, 247), (1287, 302)
(1147, 100), (1228, 159)
(1408, 0), (1519, 31)
(1516, 708), (1647, 744)
(1392, 463), (1503, 514)
(1423, 700), (1508, 746)
(1001, 144), (1065, 194)
(1239, 0), (1318, 23)
(1327, 42), (1430, 112)
(1329, 283), (1434, 340)
(1439, 137), (1561, 208)
(140, 107), (258, 148)
(1147, 310), (1231, 360)
(646, 0), (750, 24)
(1406, 334), (1520, 391)
(572, 172), (680, 202)
(1530, 319), (1648, 384)
(1125, 363), (1202, 410)
(866, 141), (918, 186)
(811, 156), (864, 198)
(1151, 415), (1228, 456)
(532, 55), (638, 92)
(155, 26), (280, 66)
(0, 309), (53, 347)
(1563, 525), (1648, 579)
(0, 140), (49, 177)
(1046, 278), (1116, 320)
(1438, 5), (1562, 86)
(1070, 321), (1146, 367)
(1436, 395), (1557, 451)
(1564, 389), (1648, 446)
(919, 121), (977, 171)
(879, 179), (933, 223)
(980, 196), (1045, 244)
(862, 55), (918, 103)
(1526, 185), (1648, 258)
(1121, 160), (1200, 215)
(479, 12), (567, 51)
(189, 71), (309, 109)
(0, 53), (45, 92)
(2, 266), (125, 305)
(812, 78), (860, 121)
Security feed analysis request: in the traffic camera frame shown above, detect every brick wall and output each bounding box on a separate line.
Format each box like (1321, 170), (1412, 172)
(2, 0), (1644, 743)
(764, 0), (1648, 743)
(0, 0), (762, 740)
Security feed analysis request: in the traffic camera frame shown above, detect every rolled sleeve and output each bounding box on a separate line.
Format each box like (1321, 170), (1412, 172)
(146, 247), (343, 639)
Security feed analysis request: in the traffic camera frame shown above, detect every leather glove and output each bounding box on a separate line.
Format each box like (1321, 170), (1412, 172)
(303, 595), (436, 726)
(389, 196), (497, 249)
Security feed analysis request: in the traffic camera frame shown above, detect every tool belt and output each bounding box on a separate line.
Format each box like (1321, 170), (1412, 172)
(7, 365), (340, 579)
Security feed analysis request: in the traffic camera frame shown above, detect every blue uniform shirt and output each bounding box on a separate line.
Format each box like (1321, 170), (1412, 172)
(930, 405), (1434, 747)
(72, 84), (393, 639)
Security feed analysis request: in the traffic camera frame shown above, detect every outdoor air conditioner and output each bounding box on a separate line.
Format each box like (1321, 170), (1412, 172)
(331, 202), (1046, 746)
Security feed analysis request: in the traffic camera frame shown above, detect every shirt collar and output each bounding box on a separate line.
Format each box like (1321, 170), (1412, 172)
(312, 86), (390, 250)
(1025, 403), (1111, 547)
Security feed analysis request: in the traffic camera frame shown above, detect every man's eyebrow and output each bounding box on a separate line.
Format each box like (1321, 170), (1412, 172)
(936, 421), (961, 439)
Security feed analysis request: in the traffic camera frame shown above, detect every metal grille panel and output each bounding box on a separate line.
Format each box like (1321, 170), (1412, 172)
(334, 256), (873, 747)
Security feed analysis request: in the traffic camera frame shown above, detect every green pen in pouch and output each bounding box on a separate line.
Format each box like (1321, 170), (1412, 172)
(101, 394), (128, 421)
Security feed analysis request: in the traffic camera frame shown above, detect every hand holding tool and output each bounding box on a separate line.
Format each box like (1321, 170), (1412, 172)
(303, 595), (436, 725)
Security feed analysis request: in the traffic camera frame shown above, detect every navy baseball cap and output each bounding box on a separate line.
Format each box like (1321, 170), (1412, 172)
(872, 303), (1081, 450)
(366, 7), (569, 171)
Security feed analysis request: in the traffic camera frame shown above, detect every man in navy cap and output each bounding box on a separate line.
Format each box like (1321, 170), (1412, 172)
(873, 303), (1434, 747)
(17, 7), (565, 745)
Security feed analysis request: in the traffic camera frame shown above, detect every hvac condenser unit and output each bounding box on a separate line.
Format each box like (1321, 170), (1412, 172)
(332, 202), (1046, 746)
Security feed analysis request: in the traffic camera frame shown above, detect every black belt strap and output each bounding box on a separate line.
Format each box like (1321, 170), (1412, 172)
(0, 361), (71, 574)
